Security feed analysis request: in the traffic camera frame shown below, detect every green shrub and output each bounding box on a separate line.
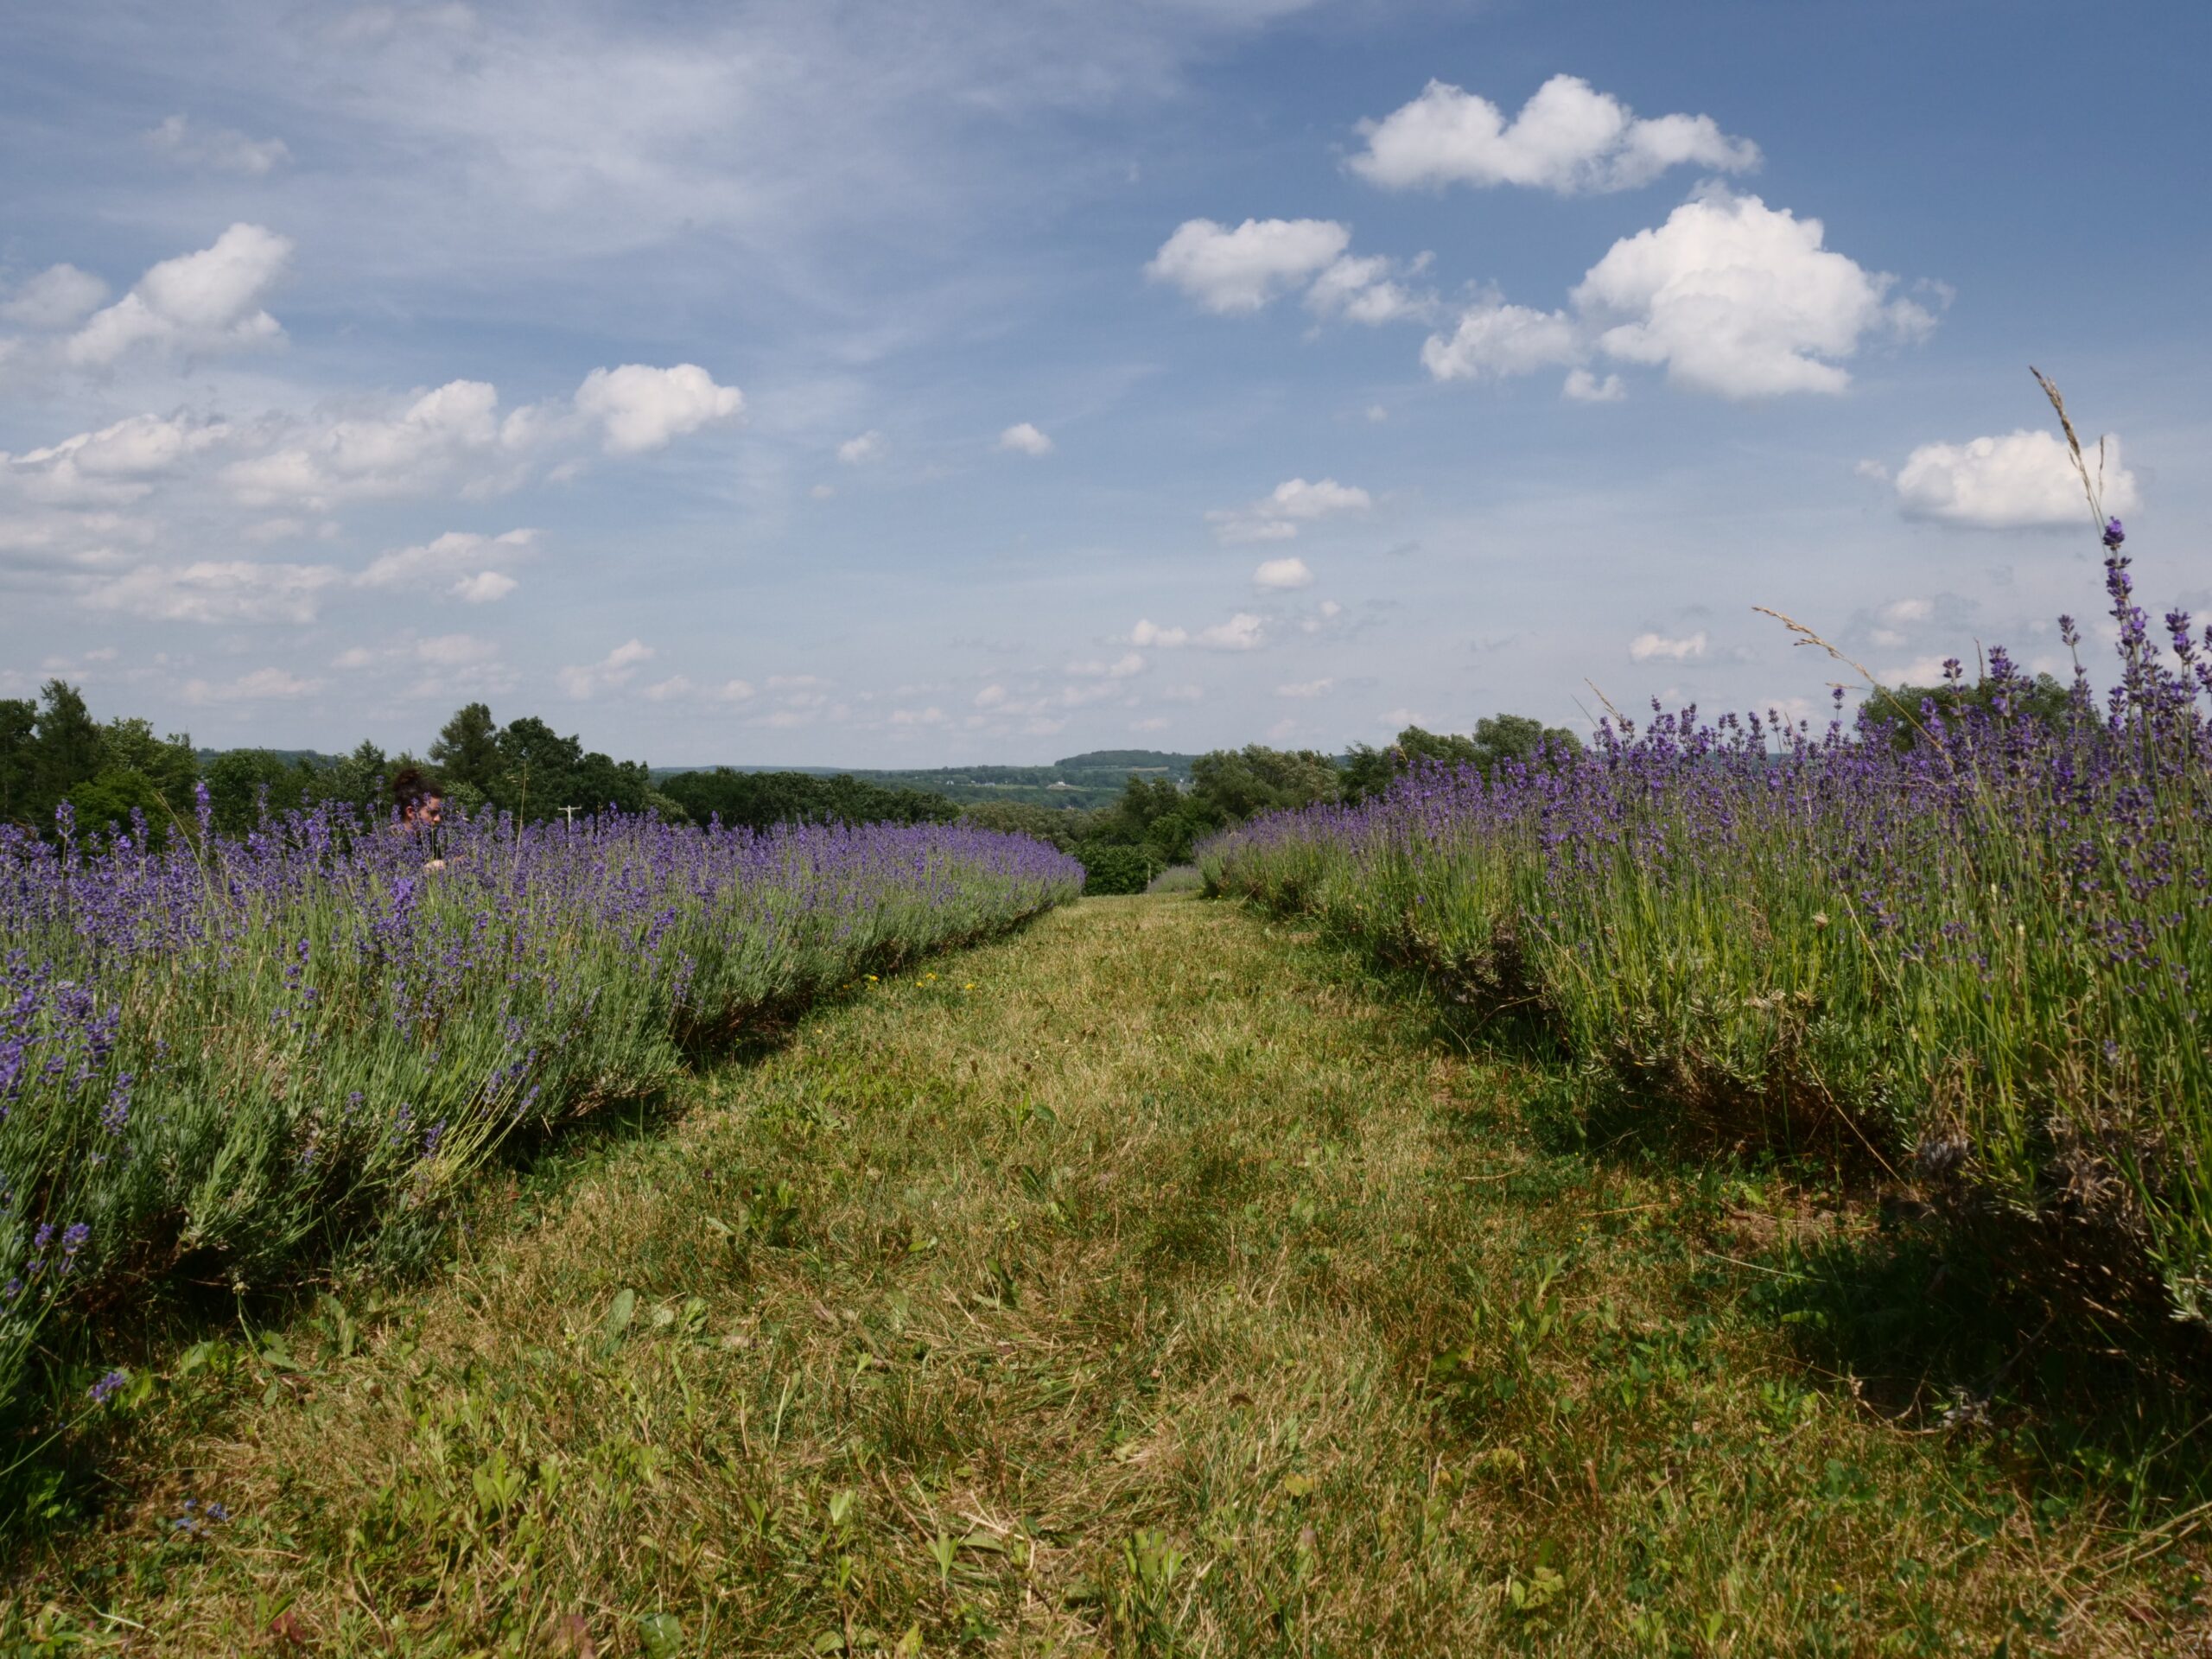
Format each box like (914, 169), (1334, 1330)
(1079, 844), (1158, 895)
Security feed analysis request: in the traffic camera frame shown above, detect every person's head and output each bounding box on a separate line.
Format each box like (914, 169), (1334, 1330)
(391, 766), (444, 827)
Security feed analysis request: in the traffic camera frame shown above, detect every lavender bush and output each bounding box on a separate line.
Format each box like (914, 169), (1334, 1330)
(0, 804), (1080, 1416)
(1202, 530), (2211, 1330)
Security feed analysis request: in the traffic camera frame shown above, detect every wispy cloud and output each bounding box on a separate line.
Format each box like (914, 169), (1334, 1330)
(557, 639), (656, 699)
(1209, 477), (1370, 543)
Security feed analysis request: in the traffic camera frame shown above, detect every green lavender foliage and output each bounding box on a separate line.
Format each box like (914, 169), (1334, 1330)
(0, 806), (1080, 1421)
(1204, 546), (2212, 1333)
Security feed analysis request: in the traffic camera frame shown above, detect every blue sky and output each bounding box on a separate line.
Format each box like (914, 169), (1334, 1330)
(3, 0), (2207, 764)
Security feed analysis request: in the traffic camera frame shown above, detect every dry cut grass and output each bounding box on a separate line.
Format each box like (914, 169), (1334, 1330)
(7, 895), (2206, 1653)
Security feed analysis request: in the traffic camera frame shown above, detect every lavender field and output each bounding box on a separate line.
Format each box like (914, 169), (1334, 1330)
(0, 807), (1081, 1421)
(1202, 533), (2212, 1333)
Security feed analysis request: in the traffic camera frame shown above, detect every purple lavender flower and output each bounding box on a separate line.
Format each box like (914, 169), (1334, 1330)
(0, 796), (1079, 1424)
(2104, 517), (2126, 550)
(88, 1367), (129, 1405)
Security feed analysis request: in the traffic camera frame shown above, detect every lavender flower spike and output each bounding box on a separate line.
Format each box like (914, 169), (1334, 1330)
(2104, 517), (2126, 550)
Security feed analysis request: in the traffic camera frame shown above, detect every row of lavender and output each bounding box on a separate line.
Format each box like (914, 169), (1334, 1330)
(1200, 540), (2210, 1329)
(0, 807), (1082, 1417)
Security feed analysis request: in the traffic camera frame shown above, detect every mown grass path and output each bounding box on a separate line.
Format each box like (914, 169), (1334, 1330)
(12, 896), (2203, 1654)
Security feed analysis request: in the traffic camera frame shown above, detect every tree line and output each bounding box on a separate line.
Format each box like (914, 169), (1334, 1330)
(9, 672), (2032, 877)
(0, 686), (669, 842)
(0, 687), (974, 844)
(968, 714), (1587, 893)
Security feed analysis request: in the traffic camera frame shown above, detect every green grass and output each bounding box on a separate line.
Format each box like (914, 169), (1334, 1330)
(8, 895), (2207, 1653)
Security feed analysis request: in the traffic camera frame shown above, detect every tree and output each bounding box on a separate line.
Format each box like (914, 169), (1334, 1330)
(660, 768), (957, 832)
(205, 749), (317, 835)
(429, 702), (500, 795)
(31, 680), (103, 810)
(491, 716), (579, 819)
(958, 801), (1088, 850)
(1188, 745), (1340, 821)
(99, 716), (198, 812)
(1858, 671), (2075, 753)
(571, 750), (654, 817)
(66, 768), (168, 844)
(1083, 774), (1221, 867)
(0, 698), (35, 825)
(485, 717), (652, 821)
(1342, 716), (1584, 804)
(310, 741), (396, 817)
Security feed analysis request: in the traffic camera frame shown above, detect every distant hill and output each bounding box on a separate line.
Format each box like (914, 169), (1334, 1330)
(188, 747), (1200, 813)
(652, 750), (1198, 811)
(1054, 750), (1194, 774)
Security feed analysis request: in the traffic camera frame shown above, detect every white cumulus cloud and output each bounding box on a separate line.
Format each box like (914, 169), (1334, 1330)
(214, 367), (738, 512)
(1067, 652), (1146, 679)
(1146, 217), (1351, 315)
(1276, 677), (1333, 698)
(89, 560), (342, 625)
(1891, 429), (2139, 529)
(1, 264), (110, 329)
(1563, 368), (1626, 403)
(223, 379), (513, 507)
(1629, 630), (1707, 662)
(356, 528), (538, 601)
(1209, 476), (1372, 543)
(182, 666), (322, 703)
(1351, 74), (1759, 195)
(997, 422), (1053, 455)
(557, 639), (656, 699)
(645, 675), (754, 703)
(1305, 253), (1436, 324)
(1415, 189), (1934, 399)
(574, 363), (742, 454)
(1131, 613), (1265, 652)
(5, 413), (231, 505)
(1253, 556), (1313, 589)
(1421, 302), (1581, 383)
(837, 430), (884, 464)
(67, 223), (293, 367)
(1572, 189), (1933, 398)
(1196, 614), (1265, 650)
(451, 570), (518, 603)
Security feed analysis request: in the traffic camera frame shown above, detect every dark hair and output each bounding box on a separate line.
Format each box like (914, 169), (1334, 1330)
(391, 766), (435, 812)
